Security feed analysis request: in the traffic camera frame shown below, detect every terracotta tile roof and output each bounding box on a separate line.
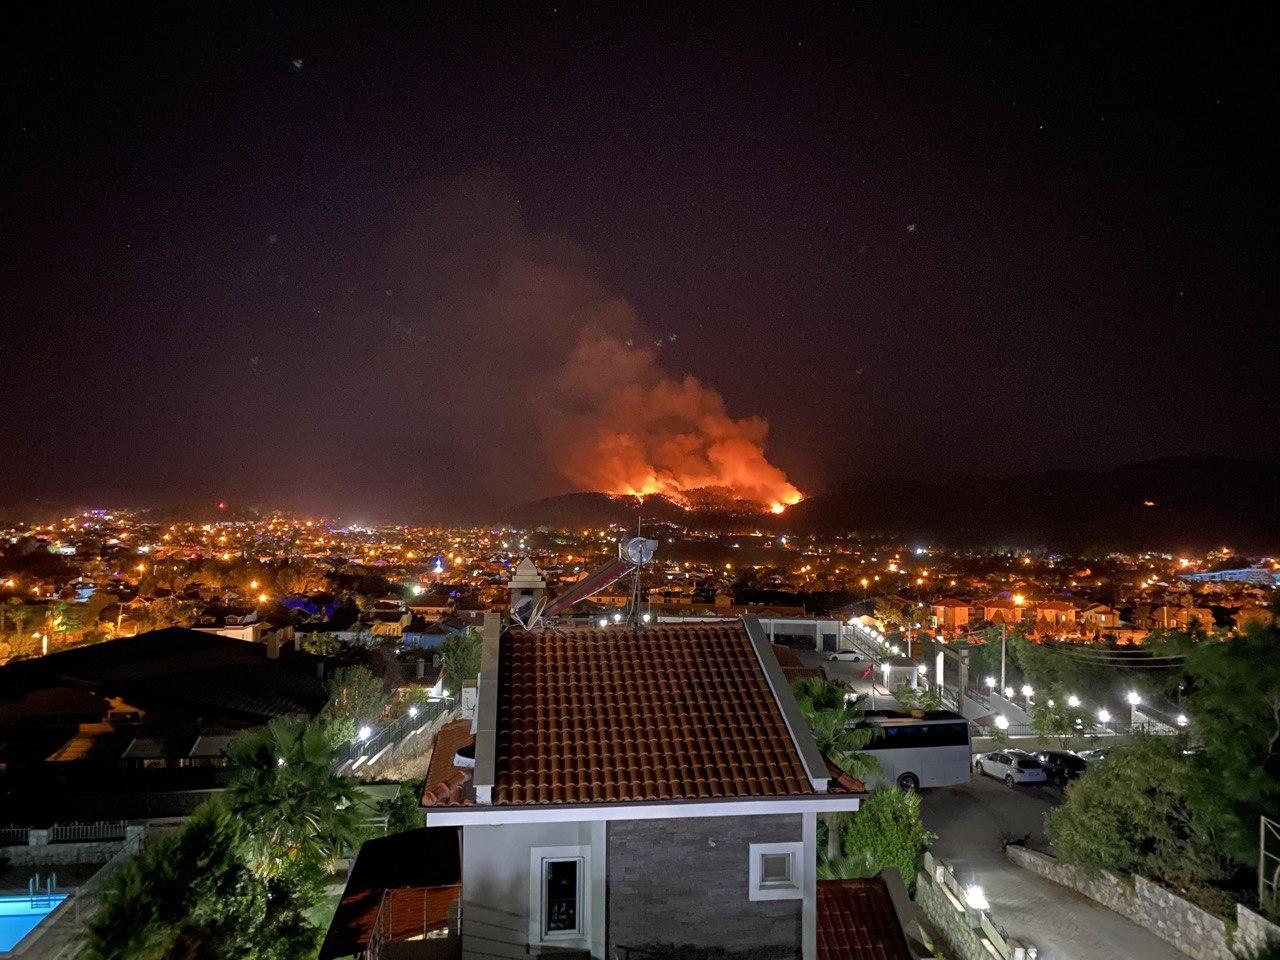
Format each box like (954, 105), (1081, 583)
(421, 719), (474, 807)
(824, 757), (867, 794)
(493, 622), (815, 804)
(817, 877), (914, 960)
(772, 643), (827, 685)
(319, 827), (461, 960)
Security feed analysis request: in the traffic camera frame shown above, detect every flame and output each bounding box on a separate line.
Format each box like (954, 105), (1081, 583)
(540, 331), (803, 513)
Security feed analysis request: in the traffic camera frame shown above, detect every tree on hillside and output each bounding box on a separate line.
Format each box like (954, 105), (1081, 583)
(226, 716), (361, 878)
(1184, 619), (1280, 867)
(321, 664), (386, 740)
(1028, 684), (1094, 748)
(1045, 733), (1229, 891)
(439, 628), (482, 696)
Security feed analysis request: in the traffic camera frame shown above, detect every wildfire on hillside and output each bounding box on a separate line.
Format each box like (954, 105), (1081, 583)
(541, 331), (804, 514)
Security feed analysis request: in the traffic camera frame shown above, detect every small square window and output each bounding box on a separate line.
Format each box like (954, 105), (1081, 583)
(760, 853), (792, 885)
(749, 841), (804, 901)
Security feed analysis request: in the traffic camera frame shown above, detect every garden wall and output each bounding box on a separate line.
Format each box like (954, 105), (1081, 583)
(1006, 845), (1280, 960)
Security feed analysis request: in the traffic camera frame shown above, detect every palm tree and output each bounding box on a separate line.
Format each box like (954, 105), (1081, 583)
(792, 678), (881, 781)
(225, 716), (361, 877)
(794, 677), (883, 861)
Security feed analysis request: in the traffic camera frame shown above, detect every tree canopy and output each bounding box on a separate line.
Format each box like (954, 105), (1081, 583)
(792, 677), (880, 781)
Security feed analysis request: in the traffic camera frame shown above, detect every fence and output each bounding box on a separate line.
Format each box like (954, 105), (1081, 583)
(333, 696), (456, 774)
(916, 850), (1037, 960)
(1, 824), (30, 845)
(50, 821), (128, 844)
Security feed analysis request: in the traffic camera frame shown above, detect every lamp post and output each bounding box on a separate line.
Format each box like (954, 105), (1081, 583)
(1127, 690), (1142, 728)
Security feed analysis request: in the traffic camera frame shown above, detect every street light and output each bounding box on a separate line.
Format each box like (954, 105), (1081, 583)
(965, 884), (990, 910)
(985, 676), (996, 690)
(1176, 714), (1188, 727)
(916, 662), (928, 675)
(994, 715), (1009, 731)
(1003, 686), (1014, 698)
(408, 706), (419, 719)
(1020, 684), (1033, 699)
(1067, 694), (1081, 708)
(598, 618), (608, 628)
(357, 725), (372, 742)
(1126, 690), (1142, 706)
(1097, 709), (1111, 724)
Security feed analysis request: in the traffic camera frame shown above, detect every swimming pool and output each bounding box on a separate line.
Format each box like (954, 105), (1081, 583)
(0, 894), (67, 953)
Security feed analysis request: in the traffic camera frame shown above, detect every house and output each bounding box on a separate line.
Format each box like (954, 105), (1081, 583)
(1234, 606), (1275, 631)
(976, 599), (1023, 625)
(0, 627), (333, 821)
(323, 613), (916, 960)
(1031, 600), (1076, 628)
(1079, 603), (1120, 630)
(930, 598), (969, 632)
(1145, 605), (1216, 632)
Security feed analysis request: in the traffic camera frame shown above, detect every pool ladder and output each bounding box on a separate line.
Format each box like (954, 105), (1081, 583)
(28, 872), (58, 906)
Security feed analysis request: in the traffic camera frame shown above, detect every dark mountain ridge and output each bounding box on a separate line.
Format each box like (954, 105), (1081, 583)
(506, 458), (1280, 553)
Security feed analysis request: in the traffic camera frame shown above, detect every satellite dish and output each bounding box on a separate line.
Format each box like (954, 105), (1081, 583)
(622, 537), (659, 566)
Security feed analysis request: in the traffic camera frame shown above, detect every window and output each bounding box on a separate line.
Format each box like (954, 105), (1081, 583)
(749, 842), (804, 901)
(543, 858), (581, 935)
(528, 845), (591, 944)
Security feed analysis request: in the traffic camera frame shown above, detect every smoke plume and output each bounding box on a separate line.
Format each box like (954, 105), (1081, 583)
(391, 174), (801, 513)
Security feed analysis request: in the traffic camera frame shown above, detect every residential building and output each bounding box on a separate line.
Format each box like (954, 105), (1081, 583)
(324, 613), (917, 960)
(930, 598), (969, 632)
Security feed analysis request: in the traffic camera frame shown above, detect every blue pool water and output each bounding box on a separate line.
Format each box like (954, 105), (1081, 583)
(0, 894), (67, 952)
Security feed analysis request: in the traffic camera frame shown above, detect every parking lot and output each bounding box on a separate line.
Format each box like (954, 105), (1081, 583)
(791, 646), (1183, 959)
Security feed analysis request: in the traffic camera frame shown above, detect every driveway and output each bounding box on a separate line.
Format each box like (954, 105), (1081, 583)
(921, 775), (1183, 960)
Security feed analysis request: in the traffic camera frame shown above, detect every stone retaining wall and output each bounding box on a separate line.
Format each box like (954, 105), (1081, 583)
(1007, 845), (1280, 960)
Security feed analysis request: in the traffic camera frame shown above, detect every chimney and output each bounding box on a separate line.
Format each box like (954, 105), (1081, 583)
(416, 659), (426, 680)
(293, 634), (302, 652)
(266, 634), (280, 659)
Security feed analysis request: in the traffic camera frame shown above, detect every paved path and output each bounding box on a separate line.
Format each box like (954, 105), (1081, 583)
(921, 776), (1183, 960)
(789, 646), (1183, 959)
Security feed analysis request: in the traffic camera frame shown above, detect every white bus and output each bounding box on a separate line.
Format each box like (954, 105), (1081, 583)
(857, 710), (973, 791)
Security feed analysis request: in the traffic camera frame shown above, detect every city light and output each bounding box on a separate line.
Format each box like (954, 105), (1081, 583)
(1004, 686), (1014, 698)
(1176, 714), (1188, 727)
(641, 613), (651, 623)
(356, 725), (372, 742)
(598, 618), (609, 628)
(1126, 690), (1142, 706)
(1020, 684), (1033, 698)
(408, 706), (419, 719)
(1012, 593), (1025, 606)
(1067, 694), (1081, 707)
(916, 662), (928, 675)
(412, 584), (424, 596)
(984, 676), (996, 689)
(1097, 709), (1111, 724)
(994, 715), (1009, 730)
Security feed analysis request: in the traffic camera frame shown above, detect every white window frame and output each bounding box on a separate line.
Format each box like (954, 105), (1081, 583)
(748, 841), (804, 901)
(528, 845), (591, 944)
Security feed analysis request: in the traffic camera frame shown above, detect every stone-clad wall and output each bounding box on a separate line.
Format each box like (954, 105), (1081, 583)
(1007, 846), (1280, 960)
(607, 815), (803, 960)
(915, 870), (990, 960)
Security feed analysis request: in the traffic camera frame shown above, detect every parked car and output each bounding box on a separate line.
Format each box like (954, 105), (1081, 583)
(1033, 749), (1089, 785)
(825, 651), (864, 661)
(973, 749), (1048, 786)
(1077, 747), (1111, 764)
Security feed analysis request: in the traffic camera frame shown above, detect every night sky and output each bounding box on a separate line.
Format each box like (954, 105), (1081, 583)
(4, 4), (1277, 521)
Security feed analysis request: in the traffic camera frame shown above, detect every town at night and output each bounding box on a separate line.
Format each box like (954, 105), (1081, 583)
(2, 4), (1278, 960)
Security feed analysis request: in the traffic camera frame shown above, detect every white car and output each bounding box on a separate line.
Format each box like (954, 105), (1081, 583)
(974, 749), (1048, 786)
(825, 651), (864, 661)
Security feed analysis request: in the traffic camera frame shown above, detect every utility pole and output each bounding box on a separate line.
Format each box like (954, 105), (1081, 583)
(1000, 623), (1007, 692)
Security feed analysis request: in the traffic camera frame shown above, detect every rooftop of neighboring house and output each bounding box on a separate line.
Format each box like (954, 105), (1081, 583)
(932, 597), (969, 608)
(816, 874), (916, 960)
(423, 617), (862, 809)
(318, 826), (461, 960)
(0, 626), (330, 724)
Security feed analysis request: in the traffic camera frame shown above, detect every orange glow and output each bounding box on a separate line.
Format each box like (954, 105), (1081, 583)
(769, 502), (786, 514)
(1013, 593), (1025, 606)
(545, 332), (804, 511)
